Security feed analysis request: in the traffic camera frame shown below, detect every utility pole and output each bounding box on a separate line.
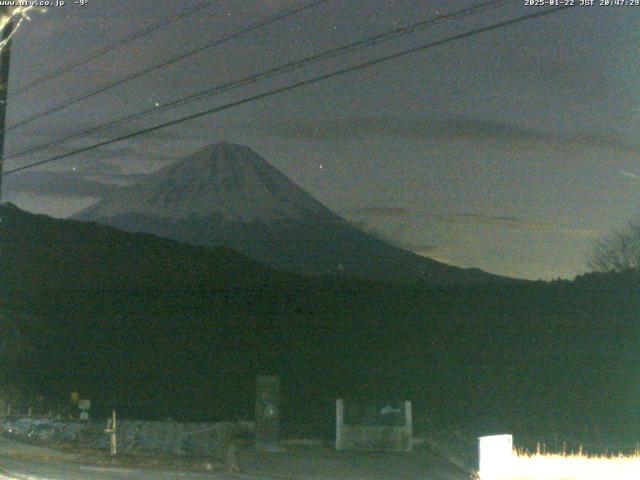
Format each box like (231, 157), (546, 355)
(0, 7), (13, 204)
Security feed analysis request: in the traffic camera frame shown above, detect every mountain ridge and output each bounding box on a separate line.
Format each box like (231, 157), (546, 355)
(74, 142), (507, 285)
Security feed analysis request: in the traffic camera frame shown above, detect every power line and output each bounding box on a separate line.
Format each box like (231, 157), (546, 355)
(5, 0), (510, 162)
(12, 0), (218, 97)
(1, 5), (572, 178)
(4, 0), (331, 133)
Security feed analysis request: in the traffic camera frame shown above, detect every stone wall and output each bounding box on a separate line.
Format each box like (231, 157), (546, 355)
(2, 416), (248, 459)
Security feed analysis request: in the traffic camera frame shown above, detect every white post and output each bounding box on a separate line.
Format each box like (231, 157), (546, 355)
(110, 409), (117, 456)
(404, 400), (413, 451)
(404, 401), (412, 430)
(335, 399), (344, 451)
(478, 434), (513, 479)
(104, 410), (117, 456)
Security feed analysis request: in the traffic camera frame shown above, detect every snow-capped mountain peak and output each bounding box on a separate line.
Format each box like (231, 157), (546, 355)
(77, 142), (333, 224)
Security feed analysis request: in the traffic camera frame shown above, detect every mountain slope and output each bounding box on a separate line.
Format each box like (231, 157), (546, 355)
(0, 203), (310, 315)
(74, 142), (503, 285)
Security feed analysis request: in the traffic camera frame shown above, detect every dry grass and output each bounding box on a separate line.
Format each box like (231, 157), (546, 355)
(479, 450), (640, 480)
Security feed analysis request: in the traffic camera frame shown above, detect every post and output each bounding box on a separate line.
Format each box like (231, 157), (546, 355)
(404, 400), (412, 431)
(255, 375), (280, 451)
(110, 410), (117, 455)
(335, 399), (344, 451)
(104, 409), (117, 456)
(0, 9), (13, 203)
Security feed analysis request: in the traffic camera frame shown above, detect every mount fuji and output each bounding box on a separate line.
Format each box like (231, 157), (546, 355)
(74, 142), (501, 284)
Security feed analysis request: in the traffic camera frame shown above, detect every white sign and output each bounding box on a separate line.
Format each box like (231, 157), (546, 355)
(478, 434), (513, 479)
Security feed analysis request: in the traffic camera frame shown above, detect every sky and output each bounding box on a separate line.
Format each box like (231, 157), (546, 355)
(1, 0), (639, 280)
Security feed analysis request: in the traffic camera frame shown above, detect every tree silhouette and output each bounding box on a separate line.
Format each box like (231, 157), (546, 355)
(590, 222), (640, 272)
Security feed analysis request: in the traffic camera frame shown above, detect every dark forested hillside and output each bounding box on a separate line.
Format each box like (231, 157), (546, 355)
(2, 203), (640, 442)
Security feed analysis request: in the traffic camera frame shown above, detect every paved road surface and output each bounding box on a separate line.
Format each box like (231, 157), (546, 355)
(0, 456), (264, 480)
(0, 436), (471, 479)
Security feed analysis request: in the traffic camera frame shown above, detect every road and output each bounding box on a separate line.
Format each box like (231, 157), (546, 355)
(0, 435), (471, 479)
(0, 456), (469, 480)
(0, 436), (256, 480)
(0, 456), (269, 480)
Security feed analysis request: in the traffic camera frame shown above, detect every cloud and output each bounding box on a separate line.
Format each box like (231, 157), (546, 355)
(410, 245), (454, 265)
(349, 205), (554, 232)
(347, 206), (414, 250)
(561, 228), (600, 239)
(348, 207), (444, 258)
(85, 144), (175, 164)
(349, 206), (410, 218)
(351, 217), (444, 257)
(4, 134), (177, 176)
(71, 159), (123, 175)
(440, 215), (600, 239)
(349, 205), (599, 244)
(399, 243), (441, 257)
(621, 170), (640, 180)
(349, 220), (403, 246)
(101, 126), (191, 143)
(435, 213), (553, 231)
(257, 116), (640, 156)
(3, 171), (121, 198)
